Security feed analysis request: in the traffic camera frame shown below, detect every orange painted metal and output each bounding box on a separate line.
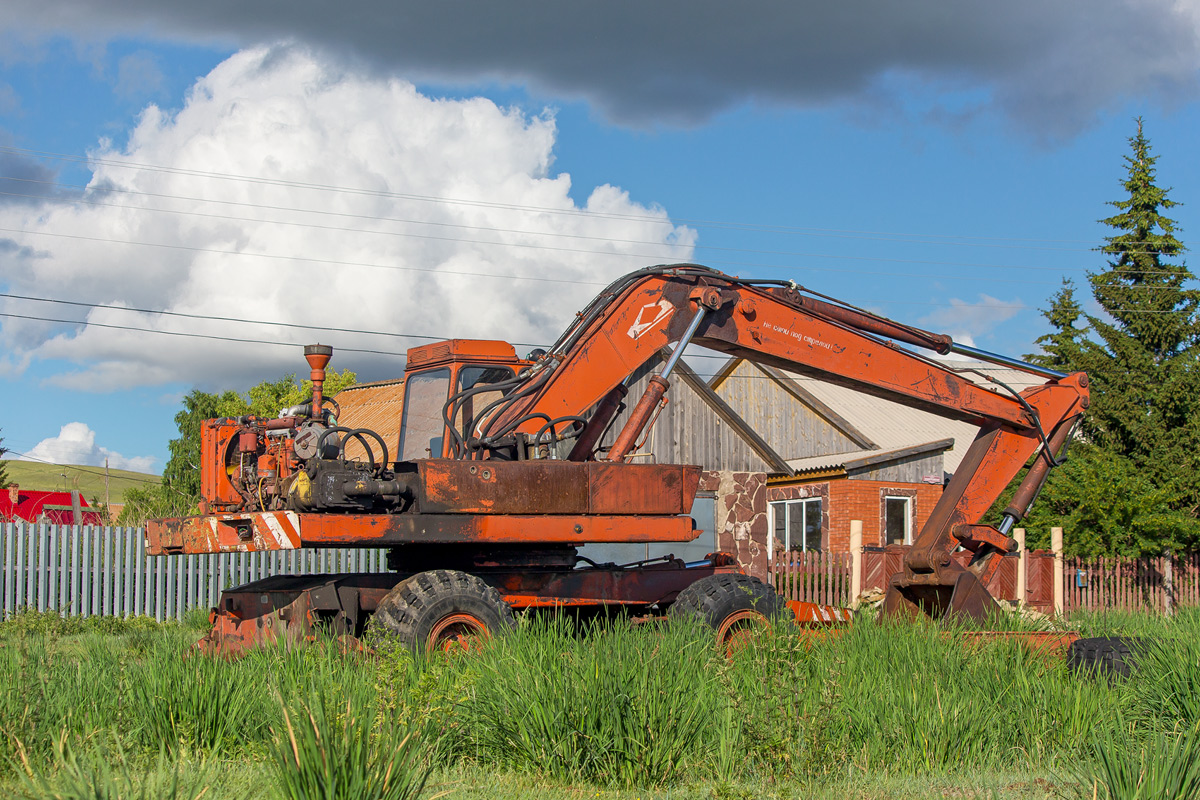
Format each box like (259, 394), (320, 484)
(786, 599), (855, 626)
(193, 558), (744, 655)
(416, 460), (700, 516)
(406, 339), (522, 369)
(162, 265), (1095, 645)
(146, 510), (698, 555)
(492, 276), (1048, 436)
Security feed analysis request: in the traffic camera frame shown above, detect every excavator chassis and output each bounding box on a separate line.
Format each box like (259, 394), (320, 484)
(196, 558), (850, 657)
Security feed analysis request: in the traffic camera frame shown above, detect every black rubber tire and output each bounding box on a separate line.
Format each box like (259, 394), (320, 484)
(667, 573), (786, 630)
(1067, 636), (1145, 678)
(371, 569), (515, 654)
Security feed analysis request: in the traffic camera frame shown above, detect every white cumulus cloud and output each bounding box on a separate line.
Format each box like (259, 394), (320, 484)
(919, 294), (1024, 353)
(0, 44), (696, 392)
(21, 422), (158, 472)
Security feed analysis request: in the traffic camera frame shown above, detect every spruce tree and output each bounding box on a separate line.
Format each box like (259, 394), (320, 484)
(1081, 118), (1199, 479)
(1026, 278), (1085, 372)
(1015, 119), (1200, 555)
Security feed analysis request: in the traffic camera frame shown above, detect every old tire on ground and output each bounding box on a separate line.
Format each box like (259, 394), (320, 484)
(372, 569), (515, 654)
(668, 573), (786, 649)
(1067, 636), (1144, 677)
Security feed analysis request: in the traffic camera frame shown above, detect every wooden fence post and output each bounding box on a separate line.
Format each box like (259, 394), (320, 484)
(1014, 528), (1026, 608)
(1164, 551), (1174, 617)
(1052, 527), (1064, 617)
(850, 520), (863, 603)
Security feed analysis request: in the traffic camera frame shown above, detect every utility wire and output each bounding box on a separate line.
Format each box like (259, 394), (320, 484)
(3, 183), (1192, 277)
(3, 143), (1189, 253)
(0, 312), (408, 356)
(2, 173), (1188, 257)
(0, 292), (550, 350)
(0, 225), (1140, 288)
(4, 450), (162, 484)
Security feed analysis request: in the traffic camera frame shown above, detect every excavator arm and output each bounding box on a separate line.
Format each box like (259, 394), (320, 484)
(464, 264), (1088, 621)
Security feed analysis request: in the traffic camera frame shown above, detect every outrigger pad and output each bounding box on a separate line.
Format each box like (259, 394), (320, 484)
(881, 569), (999, 623)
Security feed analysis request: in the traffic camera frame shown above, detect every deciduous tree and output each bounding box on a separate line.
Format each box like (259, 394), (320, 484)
(118, 369), (357, 525)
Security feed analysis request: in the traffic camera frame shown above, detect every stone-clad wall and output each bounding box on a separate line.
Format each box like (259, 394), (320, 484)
(700, 470), (769, 580)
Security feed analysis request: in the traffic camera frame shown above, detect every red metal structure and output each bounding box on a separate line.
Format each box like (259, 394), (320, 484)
(146, 264), (1087, 654)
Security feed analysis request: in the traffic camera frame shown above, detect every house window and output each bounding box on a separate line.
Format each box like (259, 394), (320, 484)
(769, 498), (822, 554)
(884, 495), (912, 545)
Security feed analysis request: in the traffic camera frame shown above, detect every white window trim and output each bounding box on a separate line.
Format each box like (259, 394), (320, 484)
(884, 495), (913, 545)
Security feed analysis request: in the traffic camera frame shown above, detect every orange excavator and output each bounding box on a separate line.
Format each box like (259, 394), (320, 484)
(146, 264), (1088, 655)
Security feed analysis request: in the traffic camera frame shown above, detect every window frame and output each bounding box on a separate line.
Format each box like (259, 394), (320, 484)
(883, 494), (914, 546)
(769, 497), (823, 558)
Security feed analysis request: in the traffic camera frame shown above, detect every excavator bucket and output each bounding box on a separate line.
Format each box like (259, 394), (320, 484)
(881, 567), (1000, 623)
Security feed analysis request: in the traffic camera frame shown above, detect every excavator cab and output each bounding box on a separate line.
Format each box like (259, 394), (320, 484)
(398, 340), (529, 460)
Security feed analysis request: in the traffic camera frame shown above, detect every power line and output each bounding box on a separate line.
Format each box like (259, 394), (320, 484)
(3, 143), (1188, 254)
(0, 225), (1146, 288)
(4, 450), (161, 484)
(7, 183), (1194, 275)
(0, 292), (550, 350)
(0, 312), (408, 356)
(3, 173), (1187, 257)
(0, 292), (451, 342)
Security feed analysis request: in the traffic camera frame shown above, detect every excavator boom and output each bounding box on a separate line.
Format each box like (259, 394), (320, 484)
(463, 264), (1088, 620)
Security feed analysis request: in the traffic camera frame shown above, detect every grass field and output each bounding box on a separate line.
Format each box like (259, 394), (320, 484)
(0, 608), (1197, 799)
(1, 460), (159, 506)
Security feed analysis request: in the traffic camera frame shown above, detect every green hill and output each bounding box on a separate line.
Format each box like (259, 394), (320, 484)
(1, 461), (160, 505)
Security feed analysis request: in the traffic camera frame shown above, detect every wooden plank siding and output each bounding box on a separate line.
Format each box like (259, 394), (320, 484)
(597, 355), (777, 472)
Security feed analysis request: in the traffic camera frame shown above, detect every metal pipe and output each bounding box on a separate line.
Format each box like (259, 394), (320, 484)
(567, 384), (628, 461)
(948, 342), (1068, 380)
(660, 306), (708, 379)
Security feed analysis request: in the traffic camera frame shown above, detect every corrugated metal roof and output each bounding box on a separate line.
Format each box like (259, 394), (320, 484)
(768, 360), (1045, 474)
(334, 379), (405, 462)
(785, 439), (953, 475)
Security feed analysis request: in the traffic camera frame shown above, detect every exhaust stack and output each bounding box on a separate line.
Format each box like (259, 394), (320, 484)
(304, 344), (334, 419)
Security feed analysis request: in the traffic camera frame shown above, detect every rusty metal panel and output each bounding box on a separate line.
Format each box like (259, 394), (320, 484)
(418, 459), (589, 514)
(587, 463), (701, 515)
(148, 510), (699, 554)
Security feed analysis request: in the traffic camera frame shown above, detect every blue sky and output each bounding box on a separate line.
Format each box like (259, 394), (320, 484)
(1, 3), (1198, 476)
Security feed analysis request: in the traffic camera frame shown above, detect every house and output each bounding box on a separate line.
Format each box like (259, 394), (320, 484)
(0, 484), (107, 525)
(709, 357), (1045, 562)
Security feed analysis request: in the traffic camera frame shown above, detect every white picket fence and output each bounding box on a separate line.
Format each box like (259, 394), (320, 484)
(0, 523), (389, 622)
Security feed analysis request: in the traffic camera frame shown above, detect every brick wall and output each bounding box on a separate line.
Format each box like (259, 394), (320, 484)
(767, 477), (942, 554)
(830, 479), (942, 550)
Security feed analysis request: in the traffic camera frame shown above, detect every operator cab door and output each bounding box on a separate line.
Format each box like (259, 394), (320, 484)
(397, 364), (516, 460)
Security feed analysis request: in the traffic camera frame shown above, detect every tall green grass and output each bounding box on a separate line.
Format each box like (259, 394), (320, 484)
(2, 605), (1199, 794)
(442, 616), (724, 787)
(271, 692), (429, 800)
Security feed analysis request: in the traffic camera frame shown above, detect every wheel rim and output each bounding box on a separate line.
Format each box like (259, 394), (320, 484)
(427, 612), (491, 653)
(716, 609), (770, 656)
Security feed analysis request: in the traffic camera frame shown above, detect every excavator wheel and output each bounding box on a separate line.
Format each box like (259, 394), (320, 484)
(668, 574), (785, 652)
(371, 569), (516, 655)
